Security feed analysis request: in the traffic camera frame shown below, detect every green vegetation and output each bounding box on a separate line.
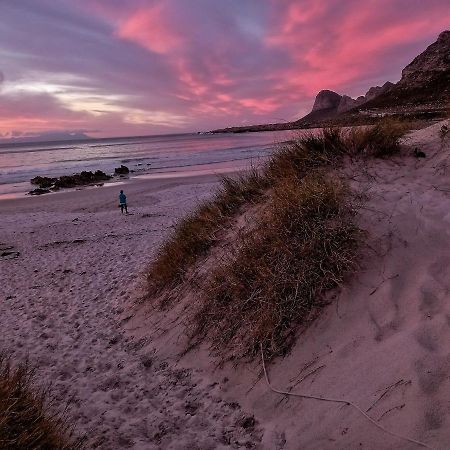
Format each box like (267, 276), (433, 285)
(0, 355), (84, 450)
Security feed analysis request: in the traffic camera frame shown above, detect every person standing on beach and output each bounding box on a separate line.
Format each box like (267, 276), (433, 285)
(119, 190), (128, 214)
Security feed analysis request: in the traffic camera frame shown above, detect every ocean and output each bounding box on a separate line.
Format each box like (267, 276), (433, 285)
(0, 130), (294, 199)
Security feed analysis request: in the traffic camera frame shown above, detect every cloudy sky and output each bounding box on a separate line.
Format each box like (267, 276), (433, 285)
(0, 0), (449, 140)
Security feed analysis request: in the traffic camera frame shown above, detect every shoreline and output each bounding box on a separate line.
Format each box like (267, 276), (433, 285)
(0, 129), (290, 200)
(0, 171), (227, 212)
(1, 169), (262, 448)
(0, 154), (267, 201)
(0, 159), (251, 202)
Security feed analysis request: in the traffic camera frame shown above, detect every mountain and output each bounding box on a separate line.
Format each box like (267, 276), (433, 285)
(359, 30), (450, 112)
(211, 30), (450, 133)
(298, 81), (395, 125)
(0, 131), (91, 146)
(295, 30), (450, 124)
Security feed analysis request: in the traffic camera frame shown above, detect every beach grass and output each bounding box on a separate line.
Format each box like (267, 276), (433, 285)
(147, 168), (268, 298)
(146, 120), (405, 360)
(0, 355), (84, 450)
(188, 172), (362, 360)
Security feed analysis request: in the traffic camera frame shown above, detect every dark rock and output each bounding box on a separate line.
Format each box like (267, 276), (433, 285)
(54, 170), (110, 188)
(337, 95), (365, 113)
(30, 170), (111, 193)
(364, 82), (394, 102)
(30, 176), (57, 188)
(114, 165), (130, 175)
(311, 90), (342, 112)
(413, 148), (426, 158)
(400, 31), (450, 88)
(29, 188), (51, 195)
(362, 30), (450, 110)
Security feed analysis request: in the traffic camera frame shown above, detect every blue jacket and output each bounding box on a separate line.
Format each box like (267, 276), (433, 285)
(119, 193), (127, 204)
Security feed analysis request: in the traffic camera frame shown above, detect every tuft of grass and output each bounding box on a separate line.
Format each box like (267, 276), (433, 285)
(147, 168), (268, 297)
(0, 355), (84, 450)
(146, 121), (406, 360)
(343, 118), (407, 157)
(148, 122), (405, 299)
(187, 173), (362, 361)
(264, 128), (346, 182)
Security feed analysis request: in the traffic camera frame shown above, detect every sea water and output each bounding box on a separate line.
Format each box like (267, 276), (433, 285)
(0, 131), (293, 198)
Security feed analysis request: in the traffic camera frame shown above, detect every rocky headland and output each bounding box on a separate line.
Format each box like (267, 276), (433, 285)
(212, 30), (450, 133)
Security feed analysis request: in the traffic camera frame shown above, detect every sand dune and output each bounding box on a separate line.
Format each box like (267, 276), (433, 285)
(127, 121), (450, 449)
(1, 121), (449, 449)
(0, 175), (262, 448)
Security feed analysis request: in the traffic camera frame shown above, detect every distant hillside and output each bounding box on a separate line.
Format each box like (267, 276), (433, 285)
(212, 30), (450, 133)
(358, 30), (450, 111)
(0, 131), (90, 146)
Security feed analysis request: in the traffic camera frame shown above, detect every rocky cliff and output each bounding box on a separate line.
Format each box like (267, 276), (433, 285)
(311, 90), (342, 112)
(360, 30), (450, 110)
(302, 30), (449, 123)
(399, 31), (450, 87)
(301, 81), (395, 123)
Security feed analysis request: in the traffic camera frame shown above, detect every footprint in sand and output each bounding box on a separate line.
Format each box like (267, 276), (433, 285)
(415, 324), (440, 352)
(424, 402), (444, 430)
(414, 354), (450, 395)
(428, 257), (450, 289)
(0, 243), (20, 259)
(419, 282), (445, 318)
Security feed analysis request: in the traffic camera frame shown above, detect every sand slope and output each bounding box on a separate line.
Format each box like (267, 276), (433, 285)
(127, 121), (450, 449)
(0, 175), (263, 449)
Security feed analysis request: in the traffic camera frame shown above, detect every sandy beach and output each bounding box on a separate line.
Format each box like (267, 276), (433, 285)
(0, 173), (264, 449)
(2, 2), (450, 448)
(1, 121), (450, 449)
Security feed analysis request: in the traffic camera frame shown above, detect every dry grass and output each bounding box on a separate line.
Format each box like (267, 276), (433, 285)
(188, 172), (362, 360)
(148, 120), (404, 298)
(147, 169), (268, 297)
(343, 119), (407, 158)
(0, 355), (84, 450)
(146, 120), (406, 360)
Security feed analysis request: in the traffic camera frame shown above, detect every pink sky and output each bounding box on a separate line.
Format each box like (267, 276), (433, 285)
(0, 0), (449, 140)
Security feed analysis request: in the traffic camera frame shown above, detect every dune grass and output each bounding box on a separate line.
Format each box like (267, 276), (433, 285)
(188, 172), (362, 360)
(148, 119), (403, 294)
(0, 355), (84, 450)
(343, 119), (407, 157)
(146, 119), (405, 360)
(147, 169), (268, 298)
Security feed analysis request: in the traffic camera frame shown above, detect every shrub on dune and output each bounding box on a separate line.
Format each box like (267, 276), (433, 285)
(146, 121), (406, 361)
(147, 169), (268, 297)
(0, 355), (83, 450)
(344, 118), (407, 158)
(188, 173), (362, 360)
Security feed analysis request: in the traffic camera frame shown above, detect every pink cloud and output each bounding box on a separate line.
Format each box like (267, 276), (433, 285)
(238, 97), (282, 114)
(1, 1), (449, 138)
(116, 5), (182, 54)
(266, 0), (450, 96)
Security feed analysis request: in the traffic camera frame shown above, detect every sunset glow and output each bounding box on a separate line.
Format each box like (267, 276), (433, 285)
(1, 0), (449, 140)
